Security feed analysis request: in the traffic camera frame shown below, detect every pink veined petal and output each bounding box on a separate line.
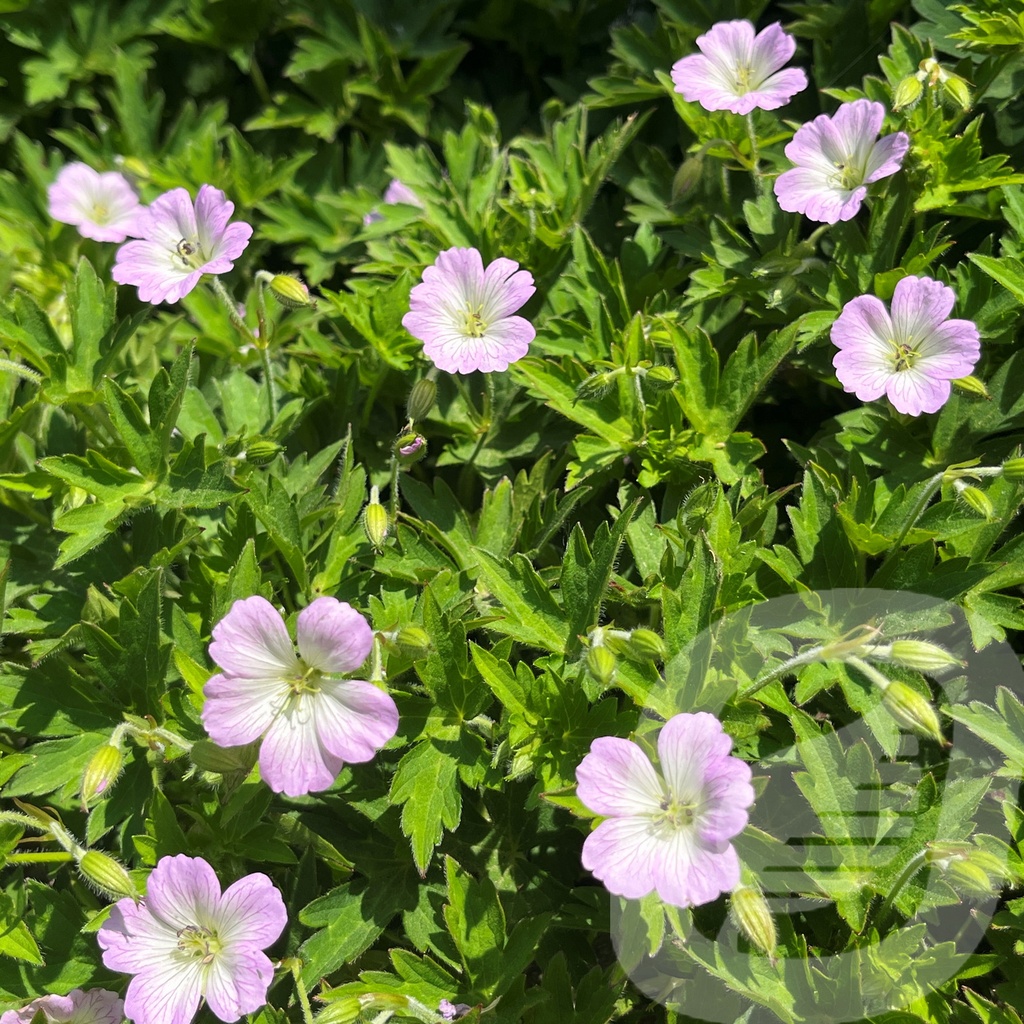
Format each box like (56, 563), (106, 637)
(203, 947), (276, 1023)
(576, 736), (665, 816)
(747, 67), (808, 111)
(66, 990), (125, 1024)
(430, 247), (485, 294)
(258, 701), (343, 796)
(750, 22), (797, 77)
(201, 673), (284, 747)
(143, 188), (199, 252)
(697, 758), (757, 843)
(831, 99), (885, 160)
(889, 276), (956, 340)
(216, 873), (288, 948)
(885, 367), (950, 416)
(652, 829), (741, 908)
(915, 320), (981, 376)
(204, 221), (253, 269)
(657, 713), (737, 802)
(295, 598), (373, 674)
(112, 239), (201, 304)
(832, 354), (893, 402)
(864, 132), (910, 184)
(144, 855), (223, 933)
(581, 816), (663, 898)
(774, 168), (858, 224)
(313, 679), (400, 763)
(670, 54), (714, 102)
(831, 294), (894, 352)
(194, 184), (235, 257)
(97, 899), (181, 975)
(783, 119), (838, 173)
(122, 959), (205, 1024)
(479, 259), (535, 320)
(697, 20), (755, 76)
(383, 179), (422, 206)
(209, 596), (297, 680)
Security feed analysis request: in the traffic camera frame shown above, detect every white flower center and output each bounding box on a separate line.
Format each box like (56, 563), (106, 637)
(91, 202), (110, 224)
(734, 65), (755, 92)
(288, 659), (323, 696)
(655, 794), (699, 832)
(174, 237), (205, 270)
(177, 925), (221, 964)
(460, 305), (488, 338)
(889, 338), (919, 373)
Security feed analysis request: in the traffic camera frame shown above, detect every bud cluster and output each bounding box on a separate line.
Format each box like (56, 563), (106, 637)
(892, 57), (972, 112)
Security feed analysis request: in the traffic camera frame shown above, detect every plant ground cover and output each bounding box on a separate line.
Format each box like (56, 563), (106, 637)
(2, 0), (1024, 1022)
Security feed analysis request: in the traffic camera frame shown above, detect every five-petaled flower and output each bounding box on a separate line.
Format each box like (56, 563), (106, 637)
(97, 855), (286, 1024)
(48, 163), (143, 243)
(773, 99), (910, 223)
(576, 712), (754, 908)
(671, 20), (808, 115)
(112, 184), (252, 305)
(402, 247), (536, 374)
(1, 989), (124, 1024)
(202, 596), (399, 797)
(831, 276), (980, 416)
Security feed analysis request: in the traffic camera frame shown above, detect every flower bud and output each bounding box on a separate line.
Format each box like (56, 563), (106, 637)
(190, 739), (258, 774)
(1002, 457), (1024, 482)
(881, 680), (943, 742)
(220, 434), (245, 457)
(395, 432), (427, 462)
(586, 644), (617, 687)
(314, 999), (361, 1024)
(406, 378), (437, 423)
(752, 256), (803, 279)
(362, 495), (390, 552)
(642, 366), (678, 392)
(729, 884), (777, 956)
(956, 483), (995, 520)
(947, 859), (995, 897)
(672, 155), (704, 201)
(268, 274), (316, 310)
(952, 375), (990, 399)
(627, 629), (666, 662)
(886, 640), (964, 674)
(574, 371), (616, 404)
(78, 850), (140, 900)
(892, 74), (924, 111)
(244, 439), (284, 465)
(80, 744), (124, 807)
(391, 626), (432, 659)
(942, 75), (972, 111)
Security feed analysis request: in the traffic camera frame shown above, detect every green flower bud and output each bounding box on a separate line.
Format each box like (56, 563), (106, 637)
(642, 366), (678, 392)
(362, 498), (390, 552)
(886, 640), (964, 674)
(314, 999), (361, 1024)
(80, 744), (124, 807)
(586, 644), (617, 687)
(1003, 457), (1024, 482)
(244, 439), (284, 466)
(948, 859), (995, 897)
(190, 739), (258, 774)
(957, 483), (995, 520)
(672, 155), (704, 201)
(627, 629), (666, 662)
(881, 680), (944, 742)
(268, 274), (316, 310)
(220, 434), (245, 457)
(952, 375), (990, 399)
(892, 74), (924, 111)
(730, 884), (777, 956)
(574, 371), (616, 404)
(406, 378), (437, 423)
(942, 74), (972, 111)
(752, 256), (804, 279)
(395, 432), (427, 463)
(78, 850), (140, 900)
(392, 626), (432, 659)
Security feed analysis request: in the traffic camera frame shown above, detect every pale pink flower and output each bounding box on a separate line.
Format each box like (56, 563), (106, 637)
(363, 179), (423, 225)
(402, 247), (535, 374)
(202, 596), (399, 797)
(774, 99), (910, 223)
(1, 990), (123, 1024)
(576, 712), (754, 908)
(48, 163), (142, 242)
(97, 855), (285, 1024)
(831, 276), (980, 415)
(112, 185), (252, 305)
(671, 21), (807, 114)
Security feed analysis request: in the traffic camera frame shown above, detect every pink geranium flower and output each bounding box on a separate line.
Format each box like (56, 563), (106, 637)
(671, 21), (808, 115)
(112, 184), (252, 305)
(48, 163), (143, 242)
(97, 855), (286, 1024)
(576, 712), (754, 908)
(202, 596), (399, 797)
(831, 276), (980, 415)
(402, 247), (536, 374)
(774, 99), (910, 223)
(1, 990), (123, 1024)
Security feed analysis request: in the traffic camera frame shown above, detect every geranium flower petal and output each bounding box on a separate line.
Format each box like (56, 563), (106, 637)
(576, 736), (664, 816)
(295, 598), (373, 674)
(581, 817), (662, 898)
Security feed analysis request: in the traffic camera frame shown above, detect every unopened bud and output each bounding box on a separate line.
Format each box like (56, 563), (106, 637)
(1002, 457), (1024, 482)
(81, 744), (124, 806)
(672, 155), (704, 201)
(752, 256), (803, 279)
(956, 482), (995, 520)
(952, 375), (990, 399)
(886, 640), (964, 674)
(314, 999), (361, 1024)
(642, 366), (678, 392)
(78, 850), (140, 900)
(220, 434), (244, 457)
(881, 680), (943, 742)
(942, 75), (972, 111)
(244, 439), (284, 465)
(268, 274), (316, 310)
(948, 859), (995, 897)
(395, 432), (427, 462)
(892, 75), (924, 111)
(391, 626), (432, 659)
(190, 739), (258, 774)
(730, 885), (777, 955)
(362, 494), (390, 552)
(586, 644), (617, 687)
(627, 629), (666, 661)
(574, 371), (616, 404)
(406, 378), (437, 423)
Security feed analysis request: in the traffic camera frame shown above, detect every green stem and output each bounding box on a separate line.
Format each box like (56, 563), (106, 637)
(6, 852), (75, 864)
(289, 960), (316, 1024)
(740, 645), (826, 699)
(846, 655), (894, 693)
(387, 450), (400, 524)
(0, 358), (42, 384)
(210, 276), (258, 346)
(255, 275), (270, 351)
(258, 344), (276, 428)
(868, 849), (928, 934)
(745, 113), (763, 195)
